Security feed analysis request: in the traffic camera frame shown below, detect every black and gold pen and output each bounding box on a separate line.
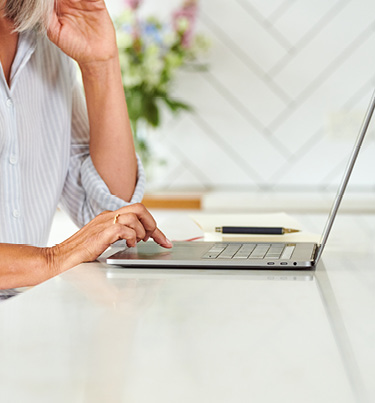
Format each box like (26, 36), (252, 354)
(215, 226), (300, 235)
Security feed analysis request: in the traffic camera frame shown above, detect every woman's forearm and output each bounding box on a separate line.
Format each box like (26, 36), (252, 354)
(0, 244), (55, 289)
(47, 1), (138, 202)
(80, 56), (138, 202)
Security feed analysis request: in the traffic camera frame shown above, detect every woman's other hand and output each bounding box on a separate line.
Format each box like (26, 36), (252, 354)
(47, 0), (117, 66)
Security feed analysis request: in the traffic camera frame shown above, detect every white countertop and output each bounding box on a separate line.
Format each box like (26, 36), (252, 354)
(0, 211), (374, 403)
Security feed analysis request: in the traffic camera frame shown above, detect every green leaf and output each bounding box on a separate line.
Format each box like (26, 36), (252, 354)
(143, 97), (160, 127)
(126, 89), (143, 122)
(163, 97), (193, 114)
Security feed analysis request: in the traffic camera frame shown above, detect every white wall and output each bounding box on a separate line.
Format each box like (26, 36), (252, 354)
(108, 0), (375, 193)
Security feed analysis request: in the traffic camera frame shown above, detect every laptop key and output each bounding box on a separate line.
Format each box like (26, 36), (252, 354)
(248, 244), (271, 259)
(239, 244), (256, 252)
(233, 244), (256, 259)
(264, 245), (284, 259)
(217, 245), (241, 259)
(209, 243), (228, 252)
(281, 245), (295, 260)
(202, 253), (221, 259)
(202, 244), (229, 259)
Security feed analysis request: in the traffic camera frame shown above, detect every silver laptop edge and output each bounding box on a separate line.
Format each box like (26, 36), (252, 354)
(314, 89), (375, 264)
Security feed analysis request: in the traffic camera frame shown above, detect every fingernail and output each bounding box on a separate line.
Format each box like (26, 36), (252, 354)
(165, 238), (173, 247)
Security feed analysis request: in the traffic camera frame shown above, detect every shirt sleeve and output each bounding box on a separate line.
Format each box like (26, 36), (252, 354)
(59, 70), (146, 228)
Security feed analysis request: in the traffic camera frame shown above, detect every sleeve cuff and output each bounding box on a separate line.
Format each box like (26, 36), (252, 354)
(80, 154), (146, 216)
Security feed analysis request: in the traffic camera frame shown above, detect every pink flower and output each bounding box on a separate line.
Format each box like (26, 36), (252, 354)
(124, 0), (142, 10)
(173, 0), (198, 48)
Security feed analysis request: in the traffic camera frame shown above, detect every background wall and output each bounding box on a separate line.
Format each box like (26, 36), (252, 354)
(108, 0), (375, 194)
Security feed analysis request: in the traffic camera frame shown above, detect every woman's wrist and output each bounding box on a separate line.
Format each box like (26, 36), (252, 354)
(79, 54), (120, 81)
(41, 246), (64, 277)
(45, 242), (79, 276)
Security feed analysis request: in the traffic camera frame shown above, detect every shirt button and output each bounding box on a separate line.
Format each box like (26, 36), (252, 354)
(6, 98), (13, 108)
(12, 209), (20, 218)
(9, 155), (18, 165)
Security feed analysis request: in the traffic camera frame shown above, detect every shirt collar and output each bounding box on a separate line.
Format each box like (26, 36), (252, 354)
(9, 29), (38, 91)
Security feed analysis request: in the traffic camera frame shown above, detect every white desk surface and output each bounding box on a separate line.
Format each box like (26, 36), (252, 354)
(0, 211), (374, 403)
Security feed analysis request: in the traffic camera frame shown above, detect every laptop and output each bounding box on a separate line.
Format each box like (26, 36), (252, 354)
(107, 90), (375, 270)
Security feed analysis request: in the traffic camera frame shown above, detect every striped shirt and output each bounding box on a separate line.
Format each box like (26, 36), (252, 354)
(0, 30), (145, 247)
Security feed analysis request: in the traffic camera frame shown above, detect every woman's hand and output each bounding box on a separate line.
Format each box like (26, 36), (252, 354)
(47, 0), (118, 66)
(50, 204), (172, 273)
(0, 204), (171, 289)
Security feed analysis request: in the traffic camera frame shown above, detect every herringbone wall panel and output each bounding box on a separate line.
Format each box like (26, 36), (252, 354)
(110, 0), (375, 193)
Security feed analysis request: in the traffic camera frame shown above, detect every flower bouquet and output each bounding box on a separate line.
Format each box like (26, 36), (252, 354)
(114, 0), (209, 166)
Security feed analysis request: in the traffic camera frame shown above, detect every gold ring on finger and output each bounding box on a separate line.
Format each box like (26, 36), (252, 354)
(113, 213), (120, 224)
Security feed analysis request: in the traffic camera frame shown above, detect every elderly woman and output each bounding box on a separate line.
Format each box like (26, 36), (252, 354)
(0, 0), (171, 288)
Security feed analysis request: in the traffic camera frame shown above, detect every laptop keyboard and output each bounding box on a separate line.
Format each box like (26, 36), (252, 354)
(202, 243), (295, 260)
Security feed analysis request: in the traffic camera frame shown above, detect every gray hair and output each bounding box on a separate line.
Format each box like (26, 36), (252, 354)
(4, 0), (55, 32)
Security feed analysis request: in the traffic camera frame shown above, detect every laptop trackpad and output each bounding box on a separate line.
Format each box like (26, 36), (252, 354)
(108, 242), (211, 262)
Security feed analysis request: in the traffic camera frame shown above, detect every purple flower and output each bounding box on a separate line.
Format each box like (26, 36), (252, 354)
(173, 0), (198, 48)
(124, 0), (142, 10)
